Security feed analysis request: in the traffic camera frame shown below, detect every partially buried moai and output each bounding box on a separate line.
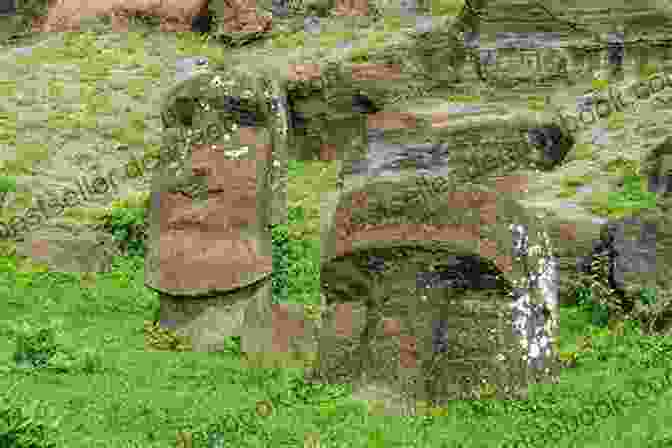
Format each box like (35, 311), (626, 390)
(315, 109), (562, 413)
(145, 66), (296, 356)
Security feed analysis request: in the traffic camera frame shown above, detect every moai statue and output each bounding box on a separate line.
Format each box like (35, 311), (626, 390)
(146, 66), (295, 358)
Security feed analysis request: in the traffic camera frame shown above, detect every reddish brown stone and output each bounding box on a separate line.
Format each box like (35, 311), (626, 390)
(351, 64), (402, 81)
(332, 0), (369, 16)
(399, 334), (417, 369)
(367, 112), (417, 130)
(431, 112), (452, 129)
(382, 318), (401, 337)
(289, 64), (322, 82)
(319, 143), (338, 162)
(558, 222), (577, 241)
(271, 303), (306, 352)
(478, 238), (498, 259)
(350, 191), (369, 209)
(479, 198), (498, 225)
(239, 127), (272, 161)
(495, 174), (530, 194)
(495, 255), (513, 273)
(153, 133), (272, 293)
(334, 303), (354, 337)
(219, 0), (272, 34)
(335, 223), (482, 257)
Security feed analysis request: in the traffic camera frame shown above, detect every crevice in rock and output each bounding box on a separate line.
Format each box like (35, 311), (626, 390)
(527, 123), (574, 170)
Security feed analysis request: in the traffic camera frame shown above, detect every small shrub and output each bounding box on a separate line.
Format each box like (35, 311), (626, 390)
(558, 350), (578, 368)
(7, 319), (106, 375)
(217, 335), (243, 358)
(10, 320), (63, 370)
(143, 320), (192, 352)
(271, 223), (290, 304)
(570, 252), (616, 328)
(0, 393), (60, 448)
(100, 204), (148, 259)
(630, 286), (672, 335)
(0, 175), (17, 193)
(606, 173), (658, 215)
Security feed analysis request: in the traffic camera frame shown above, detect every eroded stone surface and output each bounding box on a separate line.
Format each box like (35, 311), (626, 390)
(209, 0), (273, 45)
(316, 171), (560, 404)
(148, 67), (290, 353)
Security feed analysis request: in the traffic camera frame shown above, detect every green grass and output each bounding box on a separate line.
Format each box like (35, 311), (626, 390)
(1, 159), (672, 447)
(586, 170), (659, 219)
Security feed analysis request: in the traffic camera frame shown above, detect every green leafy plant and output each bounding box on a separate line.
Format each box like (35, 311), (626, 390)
(588, 171), (658, 218)
(0, 387), (60, 448)
(606, 173), (658, 216)
(10, 320), (63, 370)
(143, 320), (192, 352)
(271, 222), (290, 304)
(570, 252), (617, 328)
(100, 205), (148, 259)
(638, 286), (657, 306)
(0, 175), (17, 193)
(630, 286), (672, 335)
(221, 335), (243, 358)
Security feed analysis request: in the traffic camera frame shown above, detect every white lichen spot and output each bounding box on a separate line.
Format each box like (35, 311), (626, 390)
(224, 134), (231, 142)
(209, 76), (224, 88)
(225, 146), (249, 159)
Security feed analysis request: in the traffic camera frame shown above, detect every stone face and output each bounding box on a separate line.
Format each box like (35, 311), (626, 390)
(314, 169), (560, 408)
(145, 139), (273, 294)
(147, 68), (288, 352)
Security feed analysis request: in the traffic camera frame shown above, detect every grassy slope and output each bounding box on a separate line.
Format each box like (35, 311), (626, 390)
(2, 163), (672, 447)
